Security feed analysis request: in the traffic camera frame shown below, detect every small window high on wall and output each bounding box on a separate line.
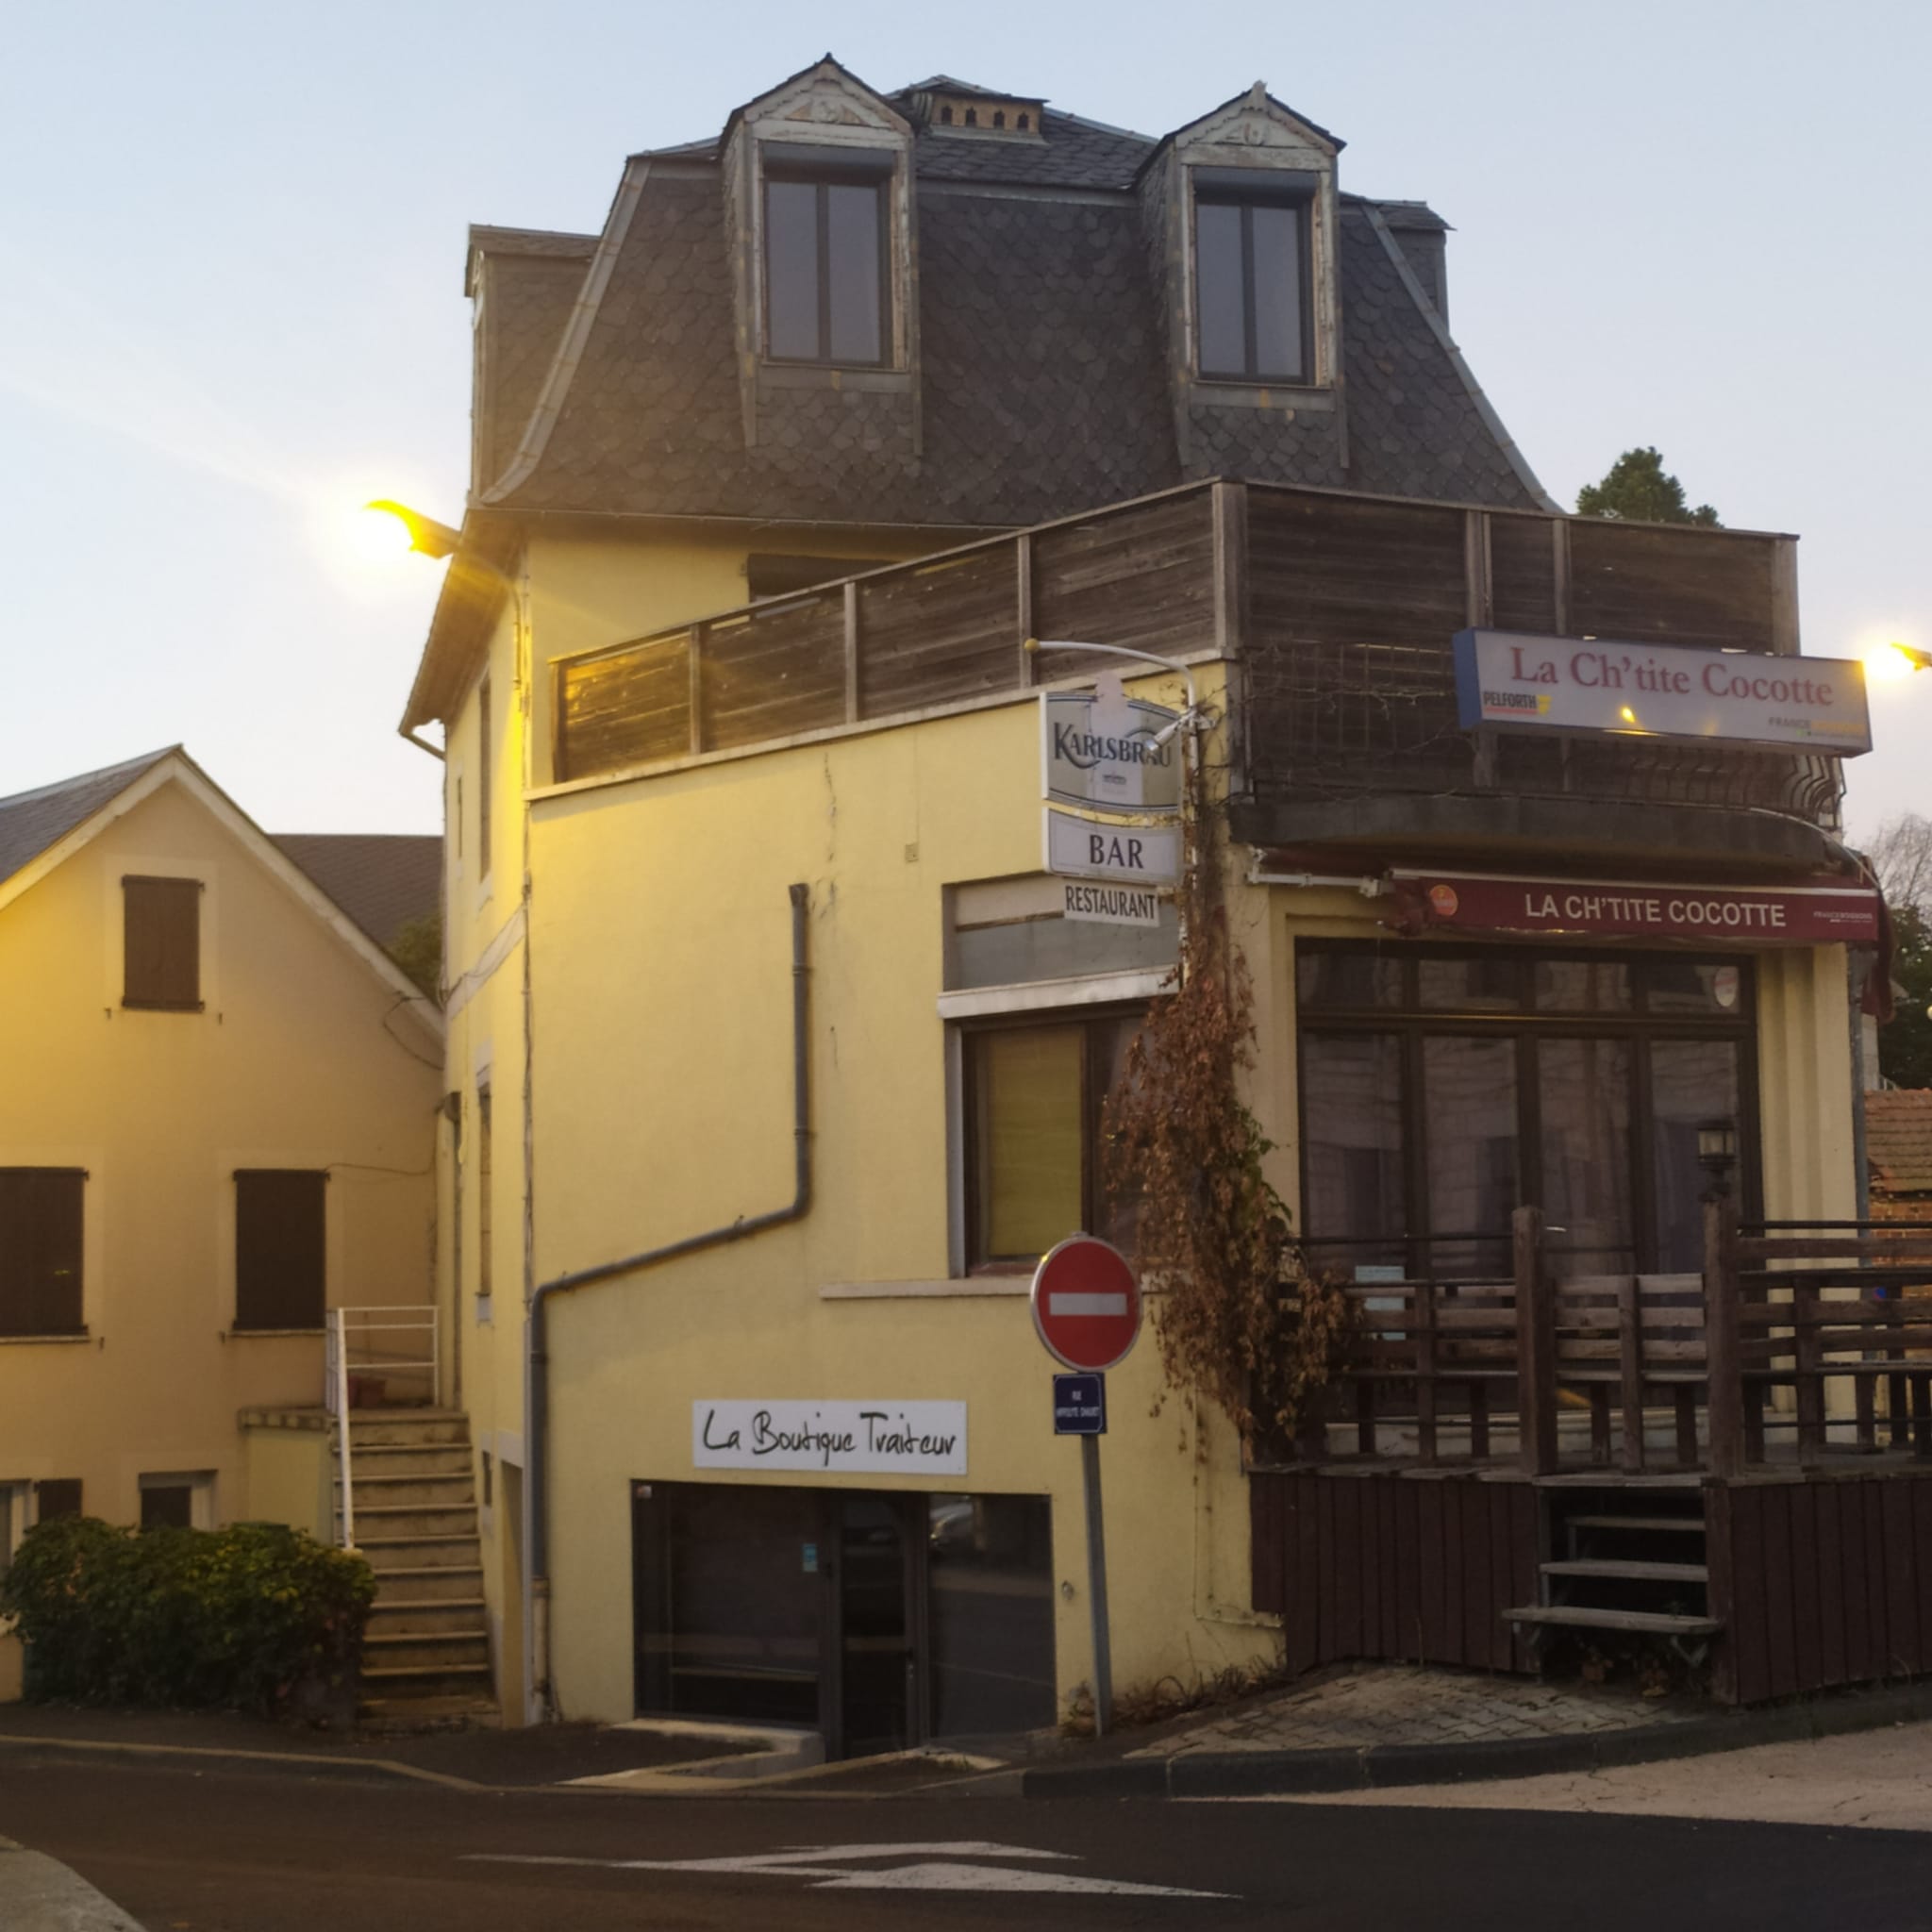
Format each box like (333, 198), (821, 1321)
(763, 156), (891, 366)
(1193, 178), (1313, 384)
(123, 874), (202, 1010)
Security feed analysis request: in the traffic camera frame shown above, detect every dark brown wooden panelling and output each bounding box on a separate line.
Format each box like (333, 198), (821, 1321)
(559, 635), (690, 779)
(1567, 523), (1777, 653)
(1250, 1472), (1540, 1675)
(122, 875), (201, 1010)
(1488, 515), (1558, 634)
(0, 1168), (84, 1338)
(858, 547), (1016, 715)
(1031, 491), (1217, 675)
(234, 1169), (326, 1333)
(704, 596), (845, 751)
(1709, 1475), (1932, 1704)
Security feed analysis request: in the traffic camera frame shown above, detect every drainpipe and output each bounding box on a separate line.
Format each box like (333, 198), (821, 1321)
(525, 882), (812, 1716)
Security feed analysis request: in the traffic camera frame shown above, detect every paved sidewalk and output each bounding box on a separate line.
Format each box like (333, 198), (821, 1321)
(1134, 1664), (1700, 1758)
(1254, 1723), (1932, 1833)
(0, 1833), (143, 1931)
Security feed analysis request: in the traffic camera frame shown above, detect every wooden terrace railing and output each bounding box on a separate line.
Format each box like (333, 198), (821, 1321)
(1312, 1206), (1932, 1477)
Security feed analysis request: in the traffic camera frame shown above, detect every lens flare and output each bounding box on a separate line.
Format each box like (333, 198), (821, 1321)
(349, 503), (418, 563)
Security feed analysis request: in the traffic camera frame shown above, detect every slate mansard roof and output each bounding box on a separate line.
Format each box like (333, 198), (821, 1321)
(456, 64), (1552, 538)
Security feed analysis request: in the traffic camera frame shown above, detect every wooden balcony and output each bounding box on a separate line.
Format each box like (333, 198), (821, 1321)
(550, 478), (1838, 860)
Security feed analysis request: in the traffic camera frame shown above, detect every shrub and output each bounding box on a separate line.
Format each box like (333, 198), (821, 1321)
(0, 1517), (376, 1713)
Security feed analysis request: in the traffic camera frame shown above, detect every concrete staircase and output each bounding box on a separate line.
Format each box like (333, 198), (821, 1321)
(335, 1409), (496, 1716)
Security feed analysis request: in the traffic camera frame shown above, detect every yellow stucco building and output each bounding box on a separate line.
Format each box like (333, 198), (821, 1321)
(401, 62), (1874, 1742)
(0, 748), (442, 1698)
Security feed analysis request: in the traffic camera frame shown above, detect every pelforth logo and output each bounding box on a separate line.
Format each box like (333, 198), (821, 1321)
(1041, 675), (1182, 815)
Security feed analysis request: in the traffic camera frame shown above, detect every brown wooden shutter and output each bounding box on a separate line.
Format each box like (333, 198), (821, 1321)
(234, 1170), (326, 1330)
(0, 1169), (85, 1337)
(35, 1479), (82, 1522)
(123, 875), (202, 1009)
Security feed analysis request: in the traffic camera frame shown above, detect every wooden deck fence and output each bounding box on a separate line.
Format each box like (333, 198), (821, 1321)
(1316, 1203), (1932, 1476)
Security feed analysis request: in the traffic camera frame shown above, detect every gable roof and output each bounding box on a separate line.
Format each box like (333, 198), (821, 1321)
(275, 835), (441, 948)
(1867, 1089), (1932, 1195)
(0, 747), (176, 888)
(0, 750), (441, 1036)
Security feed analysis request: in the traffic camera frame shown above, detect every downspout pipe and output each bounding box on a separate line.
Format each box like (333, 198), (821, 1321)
(525, 882), (812, 1716)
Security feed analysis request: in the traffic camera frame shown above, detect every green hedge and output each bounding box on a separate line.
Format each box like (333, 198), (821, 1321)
(0, 1517), (376, 1712)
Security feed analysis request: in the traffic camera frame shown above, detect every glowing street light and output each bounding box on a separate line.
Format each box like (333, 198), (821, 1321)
(360, 499), (461, 560)
(1865, 640), (1930, 682)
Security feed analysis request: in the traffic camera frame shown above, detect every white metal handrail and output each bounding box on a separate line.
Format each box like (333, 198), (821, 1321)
(325, 1306), (440, 1551)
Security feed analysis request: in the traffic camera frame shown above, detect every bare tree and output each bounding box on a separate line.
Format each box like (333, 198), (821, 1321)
(1865, 813), (1932, 915)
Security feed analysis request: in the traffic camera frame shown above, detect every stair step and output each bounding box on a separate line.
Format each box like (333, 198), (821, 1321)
(1504, 1605), (1723, 1636)
(338, 1505), (478, 1537)
(1542, 1558), (1710, 1583)
(372, 1565), (486, 1601)
(337, 1474), (477, 1507)
(362, 1632), (491, 1674)
(358, 1663), (495, 1695)
(356, 1535), (484, 1569)
(366, 1598), (490, 1636)
(1567, 1514), (1707, 1535)
(342, 1445), (471, 1477)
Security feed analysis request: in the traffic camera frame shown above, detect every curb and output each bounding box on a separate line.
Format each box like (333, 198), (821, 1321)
(1021, 1681), (1932, 1800)
(0, 1834), (144, 1931)
(0, 1733), (482, 1791)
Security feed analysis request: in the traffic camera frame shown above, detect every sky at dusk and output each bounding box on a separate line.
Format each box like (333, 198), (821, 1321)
(4, 0), (1926, 841)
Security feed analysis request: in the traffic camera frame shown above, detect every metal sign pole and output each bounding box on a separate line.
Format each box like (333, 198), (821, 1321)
(1081, 1429), (1112, 1738)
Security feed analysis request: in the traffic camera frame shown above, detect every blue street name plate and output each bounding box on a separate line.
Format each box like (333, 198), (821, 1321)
(1053, 1372), (1107, 1435)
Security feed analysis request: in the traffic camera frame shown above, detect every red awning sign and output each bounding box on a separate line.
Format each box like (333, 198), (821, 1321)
(1030, 1235), (1142, 1374)
(1390, 872), (1881, 945)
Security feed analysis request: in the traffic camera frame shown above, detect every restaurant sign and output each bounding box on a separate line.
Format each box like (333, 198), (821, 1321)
(1452, 629), (1872, 757)
(1390, 871), (1882, 945)
(692, 1400), (967, 1476)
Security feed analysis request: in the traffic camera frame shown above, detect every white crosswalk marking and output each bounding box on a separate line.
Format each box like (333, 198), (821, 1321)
(464, 1839), (1232, 1898)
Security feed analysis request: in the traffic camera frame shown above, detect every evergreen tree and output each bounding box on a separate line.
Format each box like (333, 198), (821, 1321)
(1575, 446), (1721, 526)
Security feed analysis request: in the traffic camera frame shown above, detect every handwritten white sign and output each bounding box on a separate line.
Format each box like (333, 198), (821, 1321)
(691, 1400), (968, 1476)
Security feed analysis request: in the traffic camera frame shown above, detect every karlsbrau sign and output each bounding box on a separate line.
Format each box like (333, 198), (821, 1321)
(1041, 676), (1182, 815)
(1453, 629), (1872, 757)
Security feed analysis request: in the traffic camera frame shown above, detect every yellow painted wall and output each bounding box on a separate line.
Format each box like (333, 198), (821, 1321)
(242, 1424), (331, 1541)
(0, 776), (441, 1532)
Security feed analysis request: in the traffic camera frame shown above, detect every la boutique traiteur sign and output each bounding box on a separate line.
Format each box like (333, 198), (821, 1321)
(1453, 629), (1872, 756)
(1391, 872), (1883, 945)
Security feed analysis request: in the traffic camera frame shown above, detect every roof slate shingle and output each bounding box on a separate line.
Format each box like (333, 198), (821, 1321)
(1867, 1090), (1932, 1196)
(274, 835), (442, 948)
(0, 748), (175, 887)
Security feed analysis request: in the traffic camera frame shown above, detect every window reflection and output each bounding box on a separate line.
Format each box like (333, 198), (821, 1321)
(1539, 1039), (1634, 1276)
(1302, 1033), (1406, 1271)
(1424, 1037), (1518, 1274)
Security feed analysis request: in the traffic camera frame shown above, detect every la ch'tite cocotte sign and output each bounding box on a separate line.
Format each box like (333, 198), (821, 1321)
(691, 1400), (967, 1475)
(1391, 872), (1883, 945)
(1452, 629), (1872, 756)
(1030, 1235), (1143, 1374)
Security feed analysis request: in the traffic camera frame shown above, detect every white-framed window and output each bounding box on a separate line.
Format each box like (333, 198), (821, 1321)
(139, 1472), (214, 1532)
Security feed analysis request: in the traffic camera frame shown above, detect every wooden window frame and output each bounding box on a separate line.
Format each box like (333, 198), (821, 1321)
(0, 1167), (86, 1339)
(1293, 941), (1762, 1278)
(1192, 186), (1315, 386)
(761, 163), (892, 369)
(959, 1006), (1142, 1273)
(232, 1168), (328, 1334)
(121, 874), (204, 1012)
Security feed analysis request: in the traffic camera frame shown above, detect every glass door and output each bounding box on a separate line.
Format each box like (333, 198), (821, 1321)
(839, 1493), (915, 1757)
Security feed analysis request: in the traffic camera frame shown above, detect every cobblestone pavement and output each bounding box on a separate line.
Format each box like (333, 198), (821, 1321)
(1132, 1665), (1703, 1758)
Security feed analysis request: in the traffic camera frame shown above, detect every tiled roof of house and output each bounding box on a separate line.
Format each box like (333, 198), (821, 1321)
(0, 747), (176, 886)
(1867, 1089), (1932, 1195)
(275, 834), (442, 948)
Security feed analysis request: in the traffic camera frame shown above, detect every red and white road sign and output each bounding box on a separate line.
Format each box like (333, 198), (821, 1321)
(1030, 1235), (1142, 1373)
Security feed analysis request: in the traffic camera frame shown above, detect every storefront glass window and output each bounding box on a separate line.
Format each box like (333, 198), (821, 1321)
(926, 1493), (1055, 1737)
(1296, 942), (1756, 1276)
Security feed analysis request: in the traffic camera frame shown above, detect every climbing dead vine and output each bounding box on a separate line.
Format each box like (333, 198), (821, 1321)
(1101, 737), (1350, 1455)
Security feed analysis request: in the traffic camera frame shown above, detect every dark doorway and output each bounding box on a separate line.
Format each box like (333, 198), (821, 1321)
(837, 1493), (918, 1757)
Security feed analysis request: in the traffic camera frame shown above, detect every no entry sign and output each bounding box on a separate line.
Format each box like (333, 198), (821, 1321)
(1030, 1235), (1142, 1373)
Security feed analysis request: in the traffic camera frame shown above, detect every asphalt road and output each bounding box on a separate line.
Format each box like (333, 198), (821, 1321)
(3, 1756), (1930, 1932)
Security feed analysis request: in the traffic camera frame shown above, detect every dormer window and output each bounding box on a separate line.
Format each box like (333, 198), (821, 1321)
(763, 154), (891, 366)
(1193, 176), (1313, 384)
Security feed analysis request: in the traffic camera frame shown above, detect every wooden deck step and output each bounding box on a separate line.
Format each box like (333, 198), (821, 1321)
(1504, 1605), (1722, 1637)
(1541, 1558), (1709, 1583)
(1567, 1514), (1706, 1535)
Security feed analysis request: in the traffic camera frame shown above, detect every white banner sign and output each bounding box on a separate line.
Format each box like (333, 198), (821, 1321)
(1041, 677), (1182, 815)
(1061, 880), (1161, 926)
(692, 1400), (967, 1476)
(1453, 628), (1871, 756)
(1043, 807), (1181, 884)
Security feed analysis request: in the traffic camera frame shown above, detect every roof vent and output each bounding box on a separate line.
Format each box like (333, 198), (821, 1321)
(920, 84), (1045, 140)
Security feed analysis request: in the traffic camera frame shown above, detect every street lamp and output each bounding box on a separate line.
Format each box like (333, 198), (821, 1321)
(1864, 641), (1930, 681)
(361, 499), (461, 559)
(1697, 1119), (1739, 1201)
